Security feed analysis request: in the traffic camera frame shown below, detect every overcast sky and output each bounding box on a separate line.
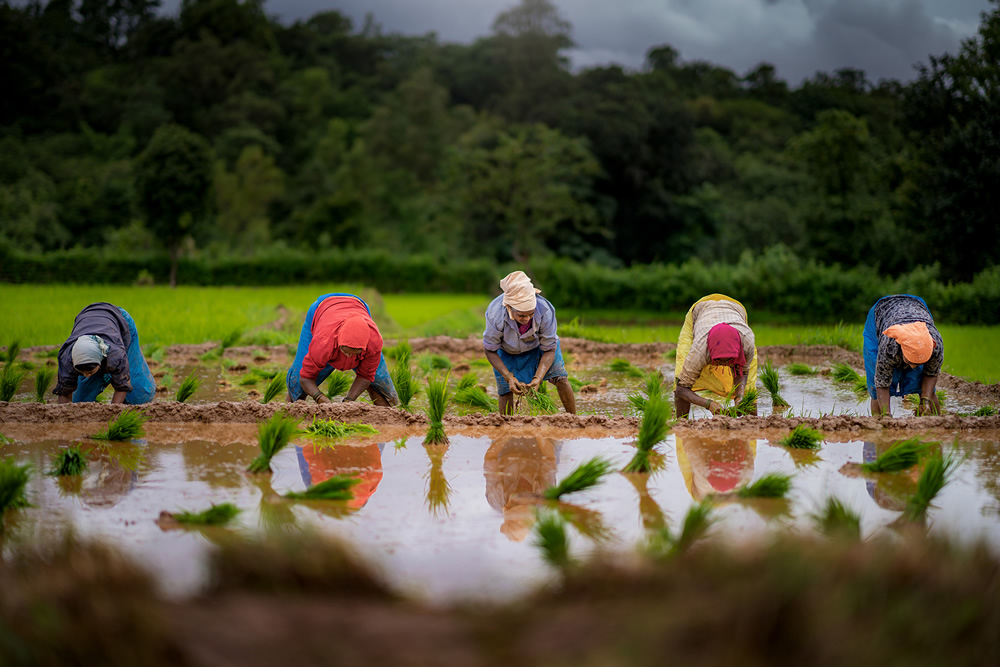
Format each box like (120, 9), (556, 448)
(162, 0), (990, 83)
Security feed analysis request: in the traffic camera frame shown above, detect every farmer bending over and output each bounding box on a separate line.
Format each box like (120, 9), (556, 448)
(483, 271), (575, 416)
(673, 294), (758, 418)
(53, 302), (156, 404)
(863, 294), (943, 417)
(286, 293), (398, 406)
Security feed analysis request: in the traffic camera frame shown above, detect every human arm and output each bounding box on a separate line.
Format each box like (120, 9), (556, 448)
(917, 374), (940, 416)
(300, 376), (330, 403)
(674, 385), (722, 417)
(874, 387), (892, 417)
(342, 375), (372, 402)
(485, 349), (525, 394)
(57, 394), (72, 404)
(526, 349), (555, 391)
(107, 345), (133, 395)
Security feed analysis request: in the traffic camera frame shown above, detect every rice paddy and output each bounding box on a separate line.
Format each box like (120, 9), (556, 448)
(90, 409), (148, 441)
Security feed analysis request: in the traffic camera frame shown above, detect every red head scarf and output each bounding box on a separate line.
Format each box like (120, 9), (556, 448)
(338, 316), (370, 350)
(707, 323), (746, 378)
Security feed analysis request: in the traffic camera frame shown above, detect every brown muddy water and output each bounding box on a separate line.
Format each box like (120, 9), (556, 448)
(3, 427), (999, 604)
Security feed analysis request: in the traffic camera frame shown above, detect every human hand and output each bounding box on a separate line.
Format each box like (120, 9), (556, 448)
(707, 400), (722, 415)
(526, 377), (542, 392)
(509, 378), (527, 394)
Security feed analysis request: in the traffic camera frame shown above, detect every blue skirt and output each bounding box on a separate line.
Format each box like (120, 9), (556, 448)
(493, 341), (568, 396)
(863, 294), (929, 399)
(73, 307), (156, 404)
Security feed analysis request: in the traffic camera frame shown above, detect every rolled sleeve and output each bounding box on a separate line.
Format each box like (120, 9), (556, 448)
(677, 347), (707, 388)
(301, 335), (330, 380)
(482, 303), (504, 353)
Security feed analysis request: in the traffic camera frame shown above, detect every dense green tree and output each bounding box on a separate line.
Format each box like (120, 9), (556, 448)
(214, 144), (284, 251)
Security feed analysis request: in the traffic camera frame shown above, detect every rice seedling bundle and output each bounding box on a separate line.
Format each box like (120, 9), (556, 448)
(454, 386), (494, 411)
(902, 450), (961, 522)
(324, 370), (353, 399)
(609, 358), (643, 377)
(261, 373), (284, 404)
(959, 405), (997, 417)
(90, 409), (148, 441)
(220, 329), (242, 350)
(759, 359), (788, 408)
(248, 411), (301, 473)
(860, 437), (933, 473)
(391, 347), (419, 409)
(456, 372), (477, 391)
(623, 395), (672, 473)
(0, 363), (27, 402)
(534, 509), (573, 569)
(424, 444), (452, 516)
(305, 418), (378, 438)
(284, 474), (361, 501)
(33, 366), (55, 403)
(384, 340), (412, 361)
(423, 374), (450, 445)
(811, 497), (861, 540)
(786, 363), (818, 376)
(418, 353), (452, 375)
(831, 363), (862, 384)
(543, 456), (615, 500)
(778, 424), (823, 449)
(523, 388), (559, 415)
(48, 444), (88, 476)
(736, 472), (792, 499)
(174, 503), (241, 526)
(175, 373), (200, 403)
(3, 340), (21, 366)
(627, 372), (666, 414)
(0, 457), (31, 518)
(720, 387), (759, 417)
(568, 377), (583, 392)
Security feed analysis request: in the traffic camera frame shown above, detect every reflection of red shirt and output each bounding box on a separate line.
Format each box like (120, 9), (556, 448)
(301, 297), (383, 381)
(300, 443), (383, 510)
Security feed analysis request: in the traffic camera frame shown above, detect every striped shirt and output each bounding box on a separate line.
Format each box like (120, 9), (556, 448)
(676, 299), (756, 388)
(873, 296), (943, 388)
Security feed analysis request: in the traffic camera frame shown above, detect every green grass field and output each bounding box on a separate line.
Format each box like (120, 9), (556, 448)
(1, 287), (997, 383)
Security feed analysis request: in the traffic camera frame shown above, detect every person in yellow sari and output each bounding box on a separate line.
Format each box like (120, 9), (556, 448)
(673, 294), (758, 417)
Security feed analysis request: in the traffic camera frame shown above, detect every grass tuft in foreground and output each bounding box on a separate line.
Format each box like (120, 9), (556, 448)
(811, 497), (861, 540)
(173, 503), (240, 526)
(759, 359), (788, 408)
(174, 373), (200, 403)
(647, 499), (715, 558)
(861, 437), (934, 473)
(0, 457), (31, 520)
(902, 450), (962, 523)
(284, 475), (361, 501)
(736, 472), (792, 499)
(90, 409), (148, 441)
(33, 366), (55, 403)
(248, 411), (300, 474)
(720, 387), (758, 417)
(423, 374), (450, 445)
(324, 370), (353, 399)
(786, 363), (818, 376)
(48, 444), (88, 476)
(609, 358), (644, 377)
(534, 509), (573, 569)
(779, 424), (823, 449)
(623, 395), (672, 473)
(261, 373), (285, 404)
(390, 343), (419, 409)
(544, 457), (615, 500)
(304, 419), (378, 439)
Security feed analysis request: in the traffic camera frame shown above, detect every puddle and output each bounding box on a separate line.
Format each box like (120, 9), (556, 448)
(4, 430), (999, 604)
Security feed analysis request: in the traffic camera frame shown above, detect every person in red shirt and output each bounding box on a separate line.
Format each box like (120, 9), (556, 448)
(285, 293), (398, 405)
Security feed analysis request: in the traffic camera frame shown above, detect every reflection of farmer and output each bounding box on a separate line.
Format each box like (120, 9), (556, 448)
(80, 444), (143, 509)
(53, 302), (155, 404)
(286, 293), (398, 406)
(296, 442), (385, 510)
(483, 271), (575, 416)
(673, 295), (758, 417)
(483, 435), (558, 541)
(863, 295), (943, 417)
(675, 435), (756, 500)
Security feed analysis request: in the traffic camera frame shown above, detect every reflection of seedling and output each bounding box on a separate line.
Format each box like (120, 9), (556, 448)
(0, 457), (31, 523)
(556, 503), (614, 543)
(423, 374), (450, 445)
(647, 499), (715, 558)
(325, 370), (353, 399)
(534, 509), (573, 569)
(609, 358), (643, 377)
(831, 363), (861, 384)
(304, 418), (377, 438)
(736, 472), (792, 499)
(720, 388), (758, 417)
(627, 372), (665, 414)
(90, 409), (148, 441)
(48, 444), (88, 476)
(861, 437), (933, 473)
(423, 444), (452, 516)
(454, 386), (494, 411)
(394, 438), (407, 452)
(175, 373), (200, 403)
(544, 457), (614, 500)
(285, 475), (360, 501)
(623, 395), (672, 473)
(903, 450), (961, 522)
(248, 411), (300, 474)
(786, 363), (817, 376)
(34, 366), (55, 403)
(811, 497), (860, 540)
(174, 503), (240, 526)
(390, 342), (419, 409)
(779, 424), (822, 449)
(759, 359), (788, 408)
(261, 374), (284, 404)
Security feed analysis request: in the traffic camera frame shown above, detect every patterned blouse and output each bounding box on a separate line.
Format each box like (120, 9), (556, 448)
(873, 296), (944, 388)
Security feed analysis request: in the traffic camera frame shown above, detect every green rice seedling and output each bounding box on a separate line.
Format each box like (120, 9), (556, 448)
(720, 387), (759, 417)
(238, 373), (260, 386)
(0, 363), (27, 402)
(285, 474), (361, 501)
(534, 509), (573, 569)
(470, 357), (491, 368)
(796, 321), (861, 352)
(383, 340), (412, 361)
(736, 472), (792, 499)
(304, 418), (378, 439)
(323, 370), (352, 399)
(424, 444), (452, 516)
(394, 437), (407, 452)
(623, 395), (672, 473)
(0, 457), (31, 520)
(423, 374), (450, 445)
(861, 437), (934, 473)
(609, 358), (643, 377)
(903, 390), (948, 411)
(456, 372), (477, 391)
(199, 348), (222, 362)
(90, 409), (148, 441)
(248, 411), (300, 474)
(831, 362), (862, 384)
(220, 329), (242, 350)
(454, 386), (494, 411)
(175, 373), (200, 403)
(417, 353), (452, 375)
(48, 444), (88, 476)
(261, 373), (284, 404)
(627, 372), (665, 414)
(3, 339), (22, 366)
(173, 503), (240, 526)
(523, 388), (559, 415)
(759, 359), (789, 408)
(391, 357), (419, 410)
(778, 424), (823, 449)
(852, 376), (870, 397)
(811, 497), (861, 540)
(33, 366), (55, 402)
(664, 348), (678, 360)
(959, 405), (997, 417)
(786, 363), (818, 376)
(568, 377), (584, 392)
(903, 450), (962, 522)
(0, 432), (12, 445)
(544, 456), (615, 500)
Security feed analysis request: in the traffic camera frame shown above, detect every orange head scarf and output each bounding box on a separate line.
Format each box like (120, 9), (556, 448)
(883, 321), (934, 364)
(338, 316), (370, 350)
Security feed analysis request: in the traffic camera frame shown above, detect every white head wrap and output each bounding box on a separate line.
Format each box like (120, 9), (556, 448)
(72, 335), (109, 368)
(500, 271), (541, 317)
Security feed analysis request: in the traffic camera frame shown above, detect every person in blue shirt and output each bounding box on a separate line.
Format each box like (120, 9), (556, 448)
(483, 271), (575, 416)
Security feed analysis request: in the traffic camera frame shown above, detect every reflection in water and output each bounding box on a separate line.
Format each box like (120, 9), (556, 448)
(424, 444), (452, 517)
(255, 477), (299, 534)
(859, 440), (941, 513)
(622, 473), (666, 532)
(484, 436), (558, 542)
(676, 435), (756, 500)
(296, 442), (385, 511)
(79, 441), (145, 509)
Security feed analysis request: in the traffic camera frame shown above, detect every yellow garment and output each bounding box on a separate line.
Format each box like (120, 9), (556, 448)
(676, 435), (758, 500)
(673, 294), (758, 397)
